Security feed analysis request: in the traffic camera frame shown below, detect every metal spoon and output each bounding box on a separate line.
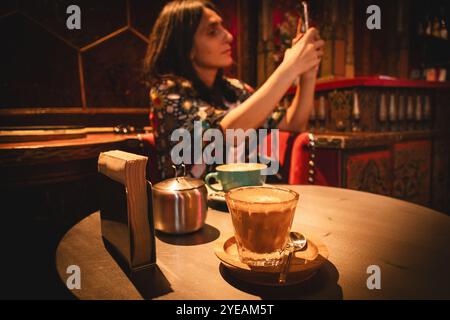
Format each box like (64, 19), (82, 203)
(278, 232), (307, 284)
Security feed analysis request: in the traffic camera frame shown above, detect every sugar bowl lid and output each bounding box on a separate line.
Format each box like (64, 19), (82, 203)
(153, 164), (205, 191)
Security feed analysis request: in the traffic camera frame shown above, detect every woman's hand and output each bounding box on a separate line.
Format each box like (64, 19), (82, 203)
(281, 27), (324, 79)
(301, 34), (322, 81)
(220, 22), (323, 132)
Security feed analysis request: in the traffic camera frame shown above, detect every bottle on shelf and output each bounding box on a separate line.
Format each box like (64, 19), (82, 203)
(438, 68), (447, 82)
(438, 5), (448, 40)
(379, 94), (388, 132)
(389, 94), (397, 131)
(415, 96), (423, 130)
(433, 17), (441, 38)
(425, 15), (432, 35)
(351, 92), (361, 132)
(406, 96), (414, 131)
(398, 95), (406, 131)
(440, 19), (448, 40)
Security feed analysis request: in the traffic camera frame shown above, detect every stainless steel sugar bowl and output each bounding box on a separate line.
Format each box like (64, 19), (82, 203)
(152, 167), (208, 234)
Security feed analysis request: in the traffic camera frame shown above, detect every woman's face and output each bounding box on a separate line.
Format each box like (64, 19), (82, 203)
(190, 7), (234, 70)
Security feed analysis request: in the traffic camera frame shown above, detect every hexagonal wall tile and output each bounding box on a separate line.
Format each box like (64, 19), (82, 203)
(82, 29), (148, 107)
(1, 13), (81, 107)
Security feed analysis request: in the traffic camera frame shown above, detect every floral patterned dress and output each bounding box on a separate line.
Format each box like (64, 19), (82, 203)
(149, 75), (286, 181)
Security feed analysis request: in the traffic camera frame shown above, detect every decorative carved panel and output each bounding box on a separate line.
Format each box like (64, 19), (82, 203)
(328, 90), (352, 131)
(392, 140), (431, 206)
(83, 30), (148, 107)
(432, 139), (450, 213)
(358, 88), (379, 131)
(345, 149), (391, 196)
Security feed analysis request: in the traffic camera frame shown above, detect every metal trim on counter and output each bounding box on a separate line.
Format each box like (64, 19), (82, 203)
(313, 130), (436, 149)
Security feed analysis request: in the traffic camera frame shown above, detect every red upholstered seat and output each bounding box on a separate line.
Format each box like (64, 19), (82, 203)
(263, 131), (330, 186)
(287, 132), (311, 184)
(137, 132), (160, 183)
(288, 132), (329, 186)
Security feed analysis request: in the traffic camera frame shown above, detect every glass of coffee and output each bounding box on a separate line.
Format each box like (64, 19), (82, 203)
(225, 186), (299, 267)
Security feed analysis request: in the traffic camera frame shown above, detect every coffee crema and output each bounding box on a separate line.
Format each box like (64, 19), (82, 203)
(227, 187), (296, 203)
(216, 163), (267, 172)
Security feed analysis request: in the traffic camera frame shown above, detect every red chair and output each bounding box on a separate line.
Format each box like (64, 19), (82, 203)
(263, 131), (330, 186)
(288, 132), (330, 186)
(262, 131), (295, 184)
(137, 132), (160, 183)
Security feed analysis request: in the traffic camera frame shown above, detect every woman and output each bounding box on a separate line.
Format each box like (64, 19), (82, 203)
(144, 0), (324, 180)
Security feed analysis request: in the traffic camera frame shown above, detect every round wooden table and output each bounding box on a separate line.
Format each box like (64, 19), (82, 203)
(56, 185), (450, 300)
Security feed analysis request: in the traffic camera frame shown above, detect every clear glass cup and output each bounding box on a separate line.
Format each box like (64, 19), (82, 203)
(225, 186), (299, 267)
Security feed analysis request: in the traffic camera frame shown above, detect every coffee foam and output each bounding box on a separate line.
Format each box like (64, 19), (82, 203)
(216, 163), (267, 172)
(228, 187), (296, 203)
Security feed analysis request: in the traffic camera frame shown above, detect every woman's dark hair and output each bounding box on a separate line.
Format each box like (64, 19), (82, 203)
(143, 0), (237, 107)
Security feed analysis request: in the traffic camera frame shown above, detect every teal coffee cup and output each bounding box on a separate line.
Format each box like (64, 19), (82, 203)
(205, 163), (267, 192)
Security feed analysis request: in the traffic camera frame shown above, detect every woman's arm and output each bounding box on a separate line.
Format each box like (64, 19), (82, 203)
(219, 28), (323, 132)
(220, 63), (297, 131)
(273, 23), (323, 133)
(277, 70), (317, 132)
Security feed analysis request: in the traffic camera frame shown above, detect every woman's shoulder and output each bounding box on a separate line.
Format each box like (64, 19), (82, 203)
(150, 75), (196, 95)
(149, 75), (198, 111)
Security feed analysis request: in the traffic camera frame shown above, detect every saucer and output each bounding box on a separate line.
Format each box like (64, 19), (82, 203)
(214, 233), (329, 286)
(206, 183), (226, 203)
(206, 183), (273, 203)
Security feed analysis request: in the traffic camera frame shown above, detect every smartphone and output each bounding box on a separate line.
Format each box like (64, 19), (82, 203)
(300, 1), (309, 33)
